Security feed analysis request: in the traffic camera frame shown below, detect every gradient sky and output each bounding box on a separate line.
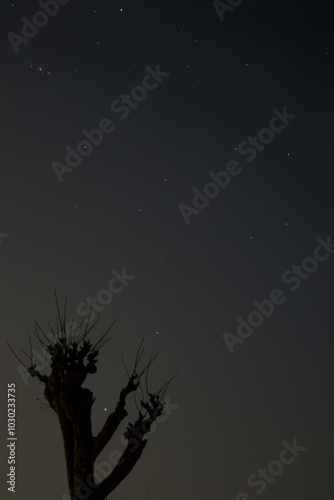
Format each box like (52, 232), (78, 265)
(1, 1), (334, 499)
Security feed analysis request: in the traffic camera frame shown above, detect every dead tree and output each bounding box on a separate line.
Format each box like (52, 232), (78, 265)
(8, 296), (174, 500)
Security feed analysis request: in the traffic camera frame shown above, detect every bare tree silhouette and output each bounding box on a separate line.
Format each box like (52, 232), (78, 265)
(7, 295), (175, 500)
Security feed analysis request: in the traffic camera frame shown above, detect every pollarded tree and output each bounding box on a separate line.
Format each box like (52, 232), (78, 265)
(8, 296), (174, 500)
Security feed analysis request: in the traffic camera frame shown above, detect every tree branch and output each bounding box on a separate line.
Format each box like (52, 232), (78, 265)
(91, 341), (156, 461)
(91, 373), (139, 460)
(94, 394), (164, 500)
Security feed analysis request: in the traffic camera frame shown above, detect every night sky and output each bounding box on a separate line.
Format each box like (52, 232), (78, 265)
(1, 1), (334, 499)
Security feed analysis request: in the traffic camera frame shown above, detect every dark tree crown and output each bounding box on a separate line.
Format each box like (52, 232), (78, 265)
(7, 294), (176, 500)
